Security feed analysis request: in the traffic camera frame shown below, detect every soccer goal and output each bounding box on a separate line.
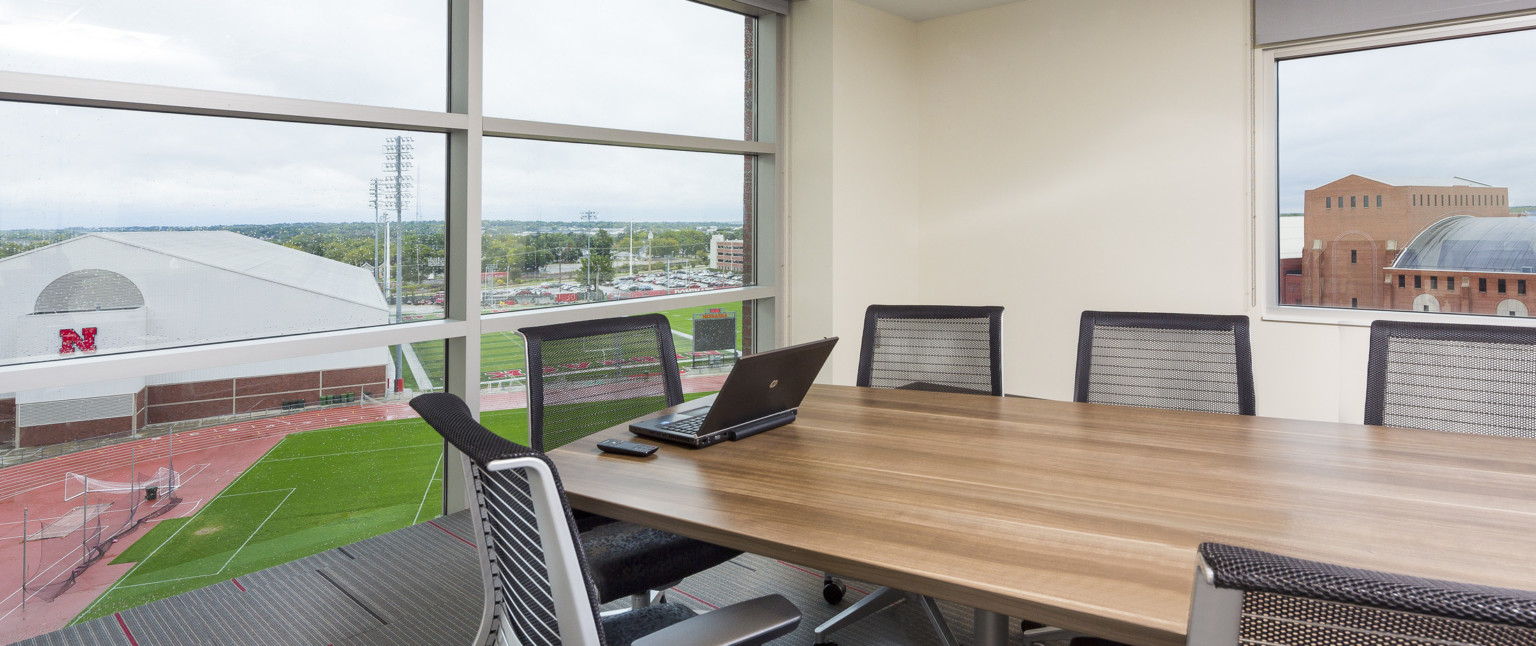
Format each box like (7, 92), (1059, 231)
(63, 467), (181, 502)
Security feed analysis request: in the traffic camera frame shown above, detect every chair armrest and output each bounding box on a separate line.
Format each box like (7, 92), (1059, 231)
(631, 594), (800, 646)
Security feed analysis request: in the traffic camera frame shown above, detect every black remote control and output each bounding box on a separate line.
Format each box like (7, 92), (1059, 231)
(597, 439), (658, 457)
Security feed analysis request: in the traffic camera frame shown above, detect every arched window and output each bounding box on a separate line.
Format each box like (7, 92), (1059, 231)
(1497, 299), (1528, 317)
(33, 269), (145, 314)
(1412, 293), (1440, 312)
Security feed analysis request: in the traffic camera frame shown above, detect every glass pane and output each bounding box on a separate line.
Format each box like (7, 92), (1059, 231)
(0, 102), (446, 367)
(1277, 29), (1536, 317)
(480, 138), (750, 315)
(485, 0), (751, 139)
(0, 0), (446, 111)
(471, 302), (750, 440)
(1, 343), (443, 638)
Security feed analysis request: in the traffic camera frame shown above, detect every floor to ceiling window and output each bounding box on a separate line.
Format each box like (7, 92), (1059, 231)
(0, 0), (782, 635)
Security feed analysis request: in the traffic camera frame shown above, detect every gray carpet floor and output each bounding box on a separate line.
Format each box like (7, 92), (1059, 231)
(15, 512), (1043, 645)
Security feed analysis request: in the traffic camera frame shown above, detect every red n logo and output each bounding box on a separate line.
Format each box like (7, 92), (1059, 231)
(59, 327), (98, 355)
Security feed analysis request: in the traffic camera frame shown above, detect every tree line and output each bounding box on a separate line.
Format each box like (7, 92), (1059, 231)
(0, 222), (742, 287)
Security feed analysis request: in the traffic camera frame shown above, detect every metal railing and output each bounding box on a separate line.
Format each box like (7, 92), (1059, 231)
(0, 394), (413, 469)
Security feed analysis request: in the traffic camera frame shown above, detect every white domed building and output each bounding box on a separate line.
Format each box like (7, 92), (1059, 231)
(0, 231), (392, 447)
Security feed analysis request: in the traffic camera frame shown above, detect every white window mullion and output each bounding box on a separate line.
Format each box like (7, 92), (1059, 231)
(0, 70), (464, 133)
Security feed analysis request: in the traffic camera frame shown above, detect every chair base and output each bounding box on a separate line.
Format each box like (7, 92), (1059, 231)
(813, 586), (957, 646)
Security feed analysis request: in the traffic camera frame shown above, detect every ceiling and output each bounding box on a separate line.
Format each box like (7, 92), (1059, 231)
(851, 0), (1022, 22)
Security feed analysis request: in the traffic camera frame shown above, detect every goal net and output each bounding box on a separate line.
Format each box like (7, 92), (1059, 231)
(63, 467), (181, 502)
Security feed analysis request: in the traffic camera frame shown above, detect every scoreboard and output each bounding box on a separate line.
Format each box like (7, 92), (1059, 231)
(692, 308), (737, 352)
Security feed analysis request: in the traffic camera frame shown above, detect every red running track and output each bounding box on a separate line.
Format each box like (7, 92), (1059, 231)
(0, 374), (728, 641)
(0, 373), (725, 503)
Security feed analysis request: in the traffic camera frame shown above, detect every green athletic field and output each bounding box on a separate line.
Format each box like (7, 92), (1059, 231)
(73, 391), (711, 624)
(73, 409), (527, 623)
(405, 302), (745, 390)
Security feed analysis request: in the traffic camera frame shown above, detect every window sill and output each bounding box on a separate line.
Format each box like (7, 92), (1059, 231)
(1260, 306), (1536, 329)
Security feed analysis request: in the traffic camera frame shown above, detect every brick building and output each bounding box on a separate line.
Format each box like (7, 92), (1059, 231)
(1294, 175), (1515, 311)
(709, 234), (745, 272)
(1383, 216), (1536, 315)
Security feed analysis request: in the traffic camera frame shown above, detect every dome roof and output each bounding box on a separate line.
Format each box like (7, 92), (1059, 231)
(1393, 216), (1536, 273)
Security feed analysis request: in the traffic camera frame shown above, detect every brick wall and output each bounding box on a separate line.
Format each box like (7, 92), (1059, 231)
(1301, 175), (1512, 310)
(17, 364), (389, 447)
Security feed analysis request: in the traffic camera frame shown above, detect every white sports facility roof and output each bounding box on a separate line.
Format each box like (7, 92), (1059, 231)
(42, 231), (386, 310)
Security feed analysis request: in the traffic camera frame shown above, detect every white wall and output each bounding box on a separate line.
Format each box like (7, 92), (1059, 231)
(788, 0), (924, 383)
(789, 0), (1371, 422)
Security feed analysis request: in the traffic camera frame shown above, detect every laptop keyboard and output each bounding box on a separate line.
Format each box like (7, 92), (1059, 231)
(666, 415), (707, 435)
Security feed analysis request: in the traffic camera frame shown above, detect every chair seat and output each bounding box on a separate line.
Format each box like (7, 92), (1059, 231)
(601, 603), (698, 646)
(583, 520), (743, 603)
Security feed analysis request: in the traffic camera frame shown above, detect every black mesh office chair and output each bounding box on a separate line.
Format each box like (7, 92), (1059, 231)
(1074, 311), (1255, 415)
(1063, 311), (1254, 646)
(409, 393), (801, 646)
(1183, 542), (1536, 646)
(518, 314), (743, 609)
(856, 304), (1004, 395)
(1366, 319), (1536, 437)
(814, 304), (1005, 646)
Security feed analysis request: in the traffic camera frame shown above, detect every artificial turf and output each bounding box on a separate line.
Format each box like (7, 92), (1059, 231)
(406, 302), (745, 390)
(75, 412), (523, 624)
(69, 397), (709, 624)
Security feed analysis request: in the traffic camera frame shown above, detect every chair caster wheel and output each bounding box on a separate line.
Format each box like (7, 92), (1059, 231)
(822, 580), (846, 604)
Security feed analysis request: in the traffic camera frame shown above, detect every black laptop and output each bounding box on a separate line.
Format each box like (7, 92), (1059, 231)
(630, 337), (838, 447)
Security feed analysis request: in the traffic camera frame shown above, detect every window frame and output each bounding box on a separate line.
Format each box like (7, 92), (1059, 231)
(1255, 11), (1536, 328)
(0, 0), (787, 511)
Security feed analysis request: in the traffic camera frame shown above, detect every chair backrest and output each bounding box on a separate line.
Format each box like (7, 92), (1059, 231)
(1074, 311), (1255, 415)
(1187, 542), (1536, 646)
(409, 393), (603, 646)
(856, 305), (1004, 396)
(1365, 319), (1536, 437)
(519, 314), (684, 450)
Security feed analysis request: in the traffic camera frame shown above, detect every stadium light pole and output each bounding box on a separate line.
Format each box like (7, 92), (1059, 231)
(580, 210), (598, 294)
(384, 136), (414, 392)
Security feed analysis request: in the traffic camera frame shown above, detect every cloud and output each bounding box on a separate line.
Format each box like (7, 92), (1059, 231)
(0, 0), (751, 229)
(1278, 29), (1536, 210)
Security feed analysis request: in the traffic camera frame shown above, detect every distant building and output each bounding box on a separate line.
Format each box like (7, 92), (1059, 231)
(1383, 216), (1536, 315)
(0, 231), (391, 447)
(1294, 175), (1514, 311)
(709, 235), (745, 272)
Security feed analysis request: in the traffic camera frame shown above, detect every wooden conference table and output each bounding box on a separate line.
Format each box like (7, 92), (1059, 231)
(549, 384), (1536, 646)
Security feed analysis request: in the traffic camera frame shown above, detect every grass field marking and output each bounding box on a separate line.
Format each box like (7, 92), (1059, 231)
(672, 329), (695, 340)
(73, 438), (288, 622)
(110, 573), (227, 590)
(216, 487), (295, 574)
(109, 487), (293, 591)
(221, 488), (302, 497)
(261, 443), (439, 463)
(412, 453), (444, 526)
(72, 493), (204, 621)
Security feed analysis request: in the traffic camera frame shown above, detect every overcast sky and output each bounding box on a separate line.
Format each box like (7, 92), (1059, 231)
(1278, 28), (1536, 212)
(0, 0), (747, 230)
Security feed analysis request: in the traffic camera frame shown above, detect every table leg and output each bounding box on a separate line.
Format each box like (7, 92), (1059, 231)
(974, 608), (1009, 646)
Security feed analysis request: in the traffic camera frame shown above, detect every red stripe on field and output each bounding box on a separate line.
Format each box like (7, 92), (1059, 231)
(773, 560), (870, 595)
(669, 586), (718, 610)
(114, 613), (140, 646)
(231, 578), (246, 591)
(429, 520), (474, 547)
